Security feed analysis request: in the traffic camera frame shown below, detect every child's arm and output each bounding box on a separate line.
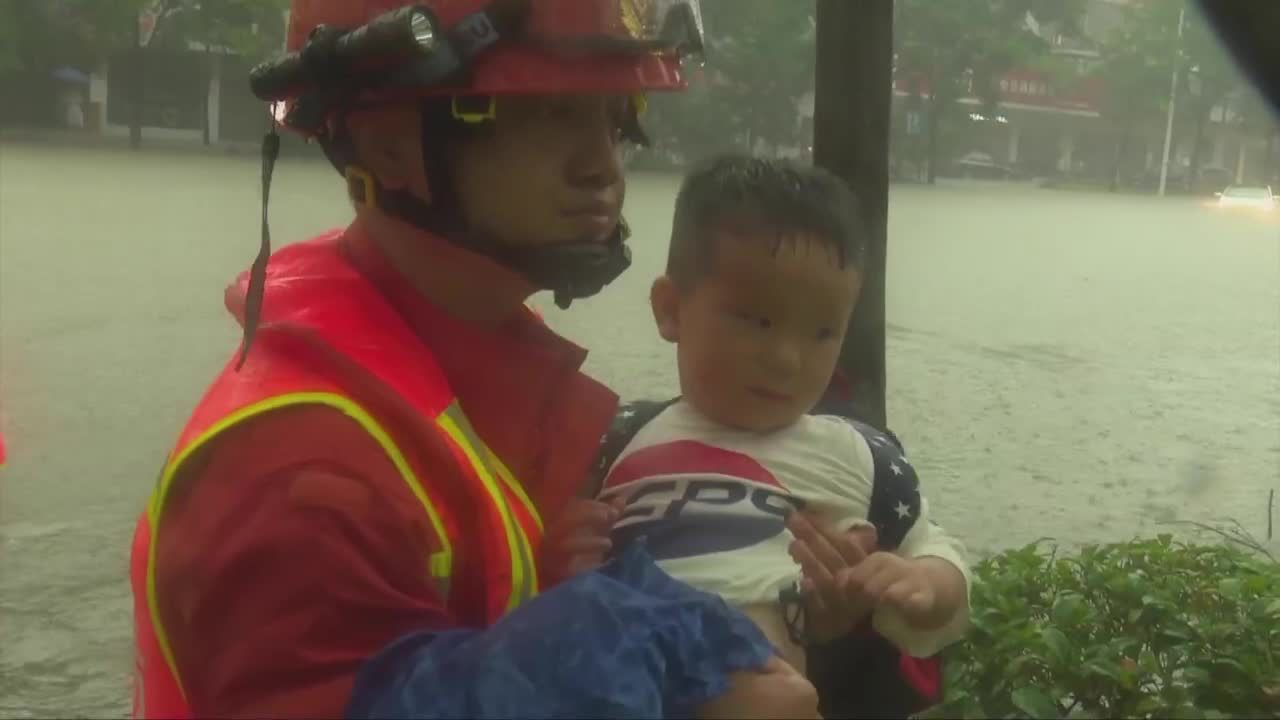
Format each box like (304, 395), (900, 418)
(798, 419), (971, 657)
(794, 503), (971, 656)
(865, 505), (971, 657)
(853, 423), (971, 657)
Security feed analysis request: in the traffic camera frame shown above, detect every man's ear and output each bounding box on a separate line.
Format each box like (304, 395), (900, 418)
(345, 107), (431, 202)
(650, 274), (681, 343)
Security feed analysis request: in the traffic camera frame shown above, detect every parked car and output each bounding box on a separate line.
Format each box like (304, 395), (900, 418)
(945, 151), (1017, 181)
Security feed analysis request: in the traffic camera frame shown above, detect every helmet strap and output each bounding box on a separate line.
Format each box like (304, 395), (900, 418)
(317, 99), (637, 310)
(237, 121), (281, 371)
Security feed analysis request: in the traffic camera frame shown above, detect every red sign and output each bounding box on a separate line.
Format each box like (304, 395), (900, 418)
(893, 66), (1102, 115)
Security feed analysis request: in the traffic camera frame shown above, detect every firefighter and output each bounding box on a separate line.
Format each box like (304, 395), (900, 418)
(128, 1), (818, 717)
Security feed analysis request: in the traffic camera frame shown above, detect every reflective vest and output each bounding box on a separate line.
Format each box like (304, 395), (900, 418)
(129, 233), (545, 719)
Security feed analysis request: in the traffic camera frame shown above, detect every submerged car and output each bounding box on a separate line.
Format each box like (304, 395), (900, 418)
(1215, 185), (1276, 211)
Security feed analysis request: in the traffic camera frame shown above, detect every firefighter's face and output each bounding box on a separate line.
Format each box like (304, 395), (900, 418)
(453, 94), (631, 248)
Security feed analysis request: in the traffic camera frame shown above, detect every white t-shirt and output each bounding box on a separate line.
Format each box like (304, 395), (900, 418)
(599, 399), (970, 658)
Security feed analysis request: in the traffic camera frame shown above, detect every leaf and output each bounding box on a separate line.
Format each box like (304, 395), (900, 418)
(1011, 687), (1061, 718)
(938, 537), (1276, 720)
(1218, 578), (1244, 599)
(1138, 647), (1159, 673)
(1083, 659), (1124, 683)
(1135, 696), (1164, 715)
(1041, 627), (1072, 663)
(1051, 593), (1086, 626)
(1181, 665), (1212, 685)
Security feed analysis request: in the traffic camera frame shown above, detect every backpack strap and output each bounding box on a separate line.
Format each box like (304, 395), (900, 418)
(583, 397), (681, 498)
(836, 419), (920, 552)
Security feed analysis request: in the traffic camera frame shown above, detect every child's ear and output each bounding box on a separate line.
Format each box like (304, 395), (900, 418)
(650, 275), (680, 343)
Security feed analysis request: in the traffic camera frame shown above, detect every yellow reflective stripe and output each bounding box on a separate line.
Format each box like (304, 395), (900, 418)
(436, 407), (534, 609)
(480, 448), (541, 593)
(481, 446), (544, 591)
(436, 405), (536, 611)
(146, 391), (454, 701)
(483, 447), (544, 533)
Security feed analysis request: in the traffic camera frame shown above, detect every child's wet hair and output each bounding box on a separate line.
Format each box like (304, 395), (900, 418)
(666, 154), (866, 288)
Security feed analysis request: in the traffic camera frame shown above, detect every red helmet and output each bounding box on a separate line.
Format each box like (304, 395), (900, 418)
(282, 0), (699, 98)
(236, 0), (698, 363)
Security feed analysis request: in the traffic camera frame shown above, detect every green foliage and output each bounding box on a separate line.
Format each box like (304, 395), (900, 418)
(55, 0), (154, 53)
(923, 536), (1280, 719)
(0, 2), (22, 73)
(640, 0), (1087, 171)
(894, 0), (1085, 181)
(640, 0), (816, 162)
(897, 0), (1075, 106)
(1180, 6), (1239, 116)
(0, 0), (117, 73)
(1087, 0), (1182, 132)
(156, 0), (289, 63)
(0, 0), (289, 71)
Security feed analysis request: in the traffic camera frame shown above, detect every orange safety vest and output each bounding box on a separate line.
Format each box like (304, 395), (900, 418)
(128, 233), (545, 719)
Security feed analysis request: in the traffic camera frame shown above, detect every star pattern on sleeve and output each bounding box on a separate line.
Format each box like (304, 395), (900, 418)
(851, 422), (922, 552)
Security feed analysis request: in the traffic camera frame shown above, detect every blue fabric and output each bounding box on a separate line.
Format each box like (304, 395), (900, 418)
(345, 543), (776, 719)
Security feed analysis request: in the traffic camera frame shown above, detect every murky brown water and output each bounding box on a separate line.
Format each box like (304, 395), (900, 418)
(2, 143), (1278, 717)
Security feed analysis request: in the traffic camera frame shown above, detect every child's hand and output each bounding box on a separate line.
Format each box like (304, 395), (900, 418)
(833, 551), (939, 628)
(786, 512), (879, 641)
(539, 496), (624, 585)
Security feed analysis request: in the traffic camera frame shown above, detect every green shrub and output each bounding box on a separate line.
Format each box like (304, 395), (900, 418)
(924, 534), (1280, 719)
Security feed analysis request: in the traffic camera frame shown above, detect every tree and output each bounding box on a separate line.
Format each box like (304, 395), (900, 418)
(41, 0), (166, 147)
(639, 0), (816, 164)
(154, 0), (288, 144)
(155, 0), (287, 62)
(1087, 0), (1180, 191)
(0, 3), (25, 73)
(1180, 6), (1245, 192)
(35, 0), (285, 147)
(0, 0), (114, 74)
(895, 0), (1084, 184)
(1221, 85), (1279, 185)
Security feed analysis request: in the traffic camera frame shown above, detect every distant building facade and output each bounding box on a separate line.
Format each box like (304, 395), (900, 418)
(890, 0), (1279, 190)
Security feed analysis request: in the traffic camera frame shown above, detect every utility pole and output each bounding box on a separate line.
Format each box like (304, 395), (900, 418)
(812, 0), (892, 432)
(1158, 5), (1187, 196)
(130, 12), (144, 149)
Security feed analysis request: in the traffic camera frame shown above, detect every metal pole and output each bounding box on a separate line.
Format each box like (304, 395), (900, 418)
(812, 0), (893, 431)
(1158, 6), (1186, 196)
(1268, 488), (1274, 541)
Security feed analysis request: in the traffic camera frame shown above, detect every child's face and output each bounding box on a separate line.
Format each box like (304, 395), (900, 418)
(652, 225), (861, 433)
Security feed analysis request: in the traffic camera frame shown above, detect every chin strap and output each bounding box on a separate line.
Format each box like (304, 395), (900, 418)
(349, 159), (634, 309)
(330, 99), (637, 310)
(239, 88), (644, 371)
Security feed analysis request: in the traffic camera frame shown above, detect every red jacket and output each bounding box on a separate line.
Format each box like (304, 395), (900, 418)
(150, 224), (617, 718)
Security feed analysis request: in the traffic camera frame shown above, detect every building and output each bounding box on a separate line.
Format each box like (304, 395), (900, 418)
(891, 0), (1279, 190)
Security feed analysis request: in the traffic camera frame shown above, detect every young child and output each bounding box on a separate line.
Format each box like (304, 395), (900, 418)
(597, 155), (971, 678)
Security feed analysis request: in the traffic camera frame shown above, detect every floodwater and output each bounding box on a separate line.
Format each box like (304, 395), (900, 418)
(1, 142), (1278, 716)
